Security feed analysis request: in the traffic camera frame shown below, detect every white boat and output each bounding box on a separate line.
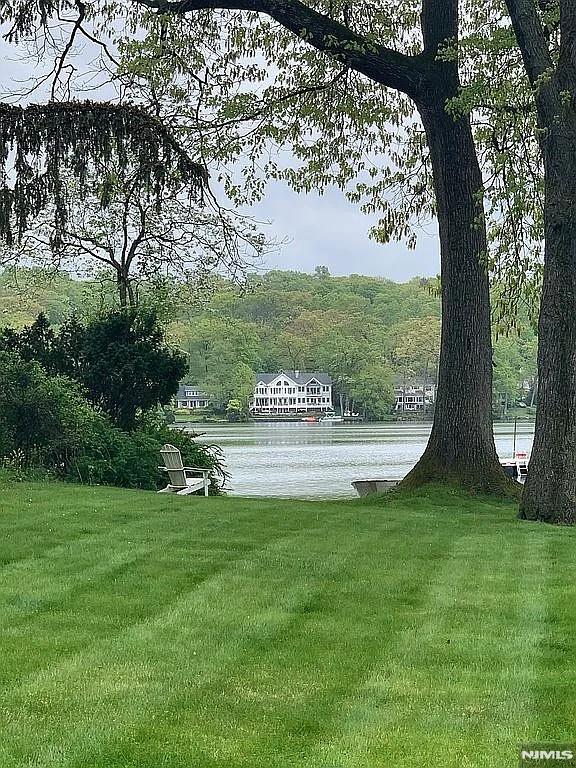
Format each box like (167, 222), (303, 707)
(320, 414), (344, 423)
(352, 479), (399, 497)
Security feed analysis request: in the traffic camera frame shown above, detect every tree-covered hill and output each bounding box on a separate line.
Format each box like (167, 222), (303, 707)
(0, 267), (536, 419)
(170, 270), (443, 418)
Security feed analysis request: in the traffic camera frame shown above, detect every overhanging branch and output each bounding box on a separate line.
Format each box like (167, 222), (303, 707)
(134, 0), (429, 99)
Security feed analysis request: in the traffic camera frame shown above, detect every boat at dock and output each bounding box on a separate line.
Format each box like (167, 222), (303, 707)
(500, 450), (529, 484)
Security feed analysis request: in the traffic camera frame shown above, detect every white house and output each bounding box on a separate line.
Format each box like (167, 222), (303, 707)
(250, 371), (333, 415)
(394, 384), (436, 412)
(175, 384), (211, 409)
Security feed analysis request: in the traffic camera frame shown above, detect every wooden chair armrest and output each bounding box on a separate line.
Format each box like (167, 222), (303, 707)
(183, 467), (211, 474)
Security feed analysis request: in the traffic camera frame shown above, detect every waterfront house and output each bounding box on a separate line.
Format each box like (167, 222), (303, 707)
(175, 384), (212, 410)
(250, 371), (333, 415)
(394, 385), (436, 412)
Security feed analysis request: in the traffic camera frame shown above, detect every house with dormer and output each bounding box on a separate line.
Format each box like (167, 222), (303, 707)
(175, 384), (212, 410)
(250, 371), (333, 415)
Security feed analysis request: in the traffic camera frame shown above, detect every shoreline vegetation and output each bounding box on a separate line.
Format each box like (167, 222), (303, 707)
(0, 481), (573, 768)
(172, 408), (538, 425)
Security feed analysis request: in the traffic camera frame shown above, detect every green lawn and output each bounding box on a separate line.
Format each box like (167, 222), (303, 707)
(0, 483), (574, 767)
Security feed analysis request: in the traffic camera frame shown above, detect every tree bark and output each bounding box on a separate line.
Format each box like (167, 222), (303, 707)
(117, 272), (128, 308)
(422, 360), (429, 420)
(505, 0), (576, 522)
(520, 116), (576, 523)
(127, 279), (136, 308)
(400, 103), (510, 493)
(116, 268), (137, 308)
(530, 377), (537, 407)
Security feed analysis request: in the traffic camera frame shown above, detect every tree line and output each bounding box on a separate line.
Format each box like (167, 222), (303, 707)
(0, 267), (537, 421)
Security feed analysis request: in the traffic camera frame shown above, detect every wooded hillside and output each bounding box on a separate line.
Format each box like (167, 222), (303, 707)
(0, 267), (536, 418)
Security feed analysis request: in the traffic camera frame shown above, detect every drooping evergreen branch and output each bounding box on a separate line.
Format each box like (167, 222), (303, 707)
(0, 101), (207, 246)
(1, 0), (70, 41)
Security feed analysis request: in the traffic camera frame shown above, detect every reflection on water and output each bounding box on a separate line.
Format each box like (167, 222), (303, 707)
(189, 421), (535, 499)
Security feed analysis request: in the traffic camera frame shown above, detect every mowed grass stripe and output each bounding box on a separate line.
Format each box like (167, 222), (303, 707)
(1, 499), (471, 767)
(0, 490), (331, 690)
(0, 514), (396, 767)
(0, 484), (309, 565)
(529, 530), (576, 741)
(158, 514), (465, 768)
(301, 518), (563, 768)
(0, 485), (123, 565)
(0, 485), (574, 768)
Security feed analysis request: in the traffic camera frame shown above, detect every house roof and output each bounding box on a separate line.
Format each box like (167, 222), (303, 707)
(176, 384), (211, 399)
(394, 386), (435, 396)
(256, 371), (332, 386)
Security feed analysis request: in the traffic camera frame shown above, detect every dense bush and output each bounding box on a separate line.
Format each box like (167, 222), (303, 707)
(79, 310), (187, 430)
(0, 352), (103, 471)
(72, 420), (226, 492)
(0, 352), (224, 493)
(0, 309), (187, 430)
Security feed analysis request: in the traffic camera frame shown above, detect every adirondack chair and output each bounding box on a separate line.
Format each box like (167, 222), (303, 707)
(158, 444), (210, 496)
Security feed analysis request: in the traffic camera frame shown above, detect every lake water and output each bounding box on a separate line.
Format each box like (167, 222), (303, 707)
(188, 421), (535, 499)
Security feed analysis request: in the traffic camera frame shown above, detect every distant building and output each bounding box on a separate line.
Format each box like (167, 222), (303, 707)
(251, 371), (333, 415)
(175, 384), (211, 410)
(394, 384), (436, 412)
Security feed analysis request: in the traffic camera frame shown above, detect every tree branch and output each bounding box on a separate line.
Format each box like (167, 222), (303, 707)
(421, 0), (457, 56)
(504, 0), (554, 85)
(134, 0), (428, 99)
(558, 0), (576, 82)
(197, 68), (349, 131)
(51, 0), (86, 100)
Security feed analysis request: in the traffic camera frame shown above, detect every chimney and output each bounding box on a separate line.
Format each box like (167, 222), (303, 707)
(295, 369), (300, 378)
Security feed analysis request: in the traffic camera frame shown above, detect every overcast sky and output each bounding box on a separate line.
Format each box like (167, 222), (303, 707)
(251, 182), (439, 280)
(1, 33), (440, 282)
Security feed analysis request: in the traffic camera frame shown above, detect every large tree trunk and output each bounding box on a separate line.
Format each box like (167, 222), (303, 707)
(126, 279), (137, 308)
(520, 118), (576, 523)
(401, 105), (511, 493)
(117, 269), (137, 308)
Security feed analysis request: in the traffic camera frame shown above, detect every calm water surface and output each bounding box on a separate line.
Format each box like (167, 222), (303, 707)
(189, 421), (535, 499)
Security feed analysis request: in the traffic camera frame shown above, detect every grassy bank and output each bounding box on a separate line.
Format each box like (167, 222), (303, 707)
(0, 483), (574, 767)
